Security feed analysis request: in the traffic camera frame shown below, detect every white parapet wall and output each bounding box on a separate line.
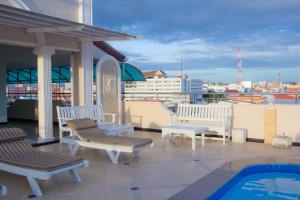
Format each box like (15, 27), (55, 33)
(123, 101), (300, 143)
(123, 101), (172, 129)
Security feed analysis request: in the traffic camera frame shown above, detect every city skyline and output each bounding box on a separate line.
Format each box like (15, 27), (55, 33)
(93, 0), (300, 82)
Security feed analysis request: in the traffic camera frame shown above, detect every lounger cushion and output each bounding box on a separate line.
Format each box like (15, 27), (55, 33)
(0, 151), (83, 171)
(68, 119), (153, 149)
(0, 128), (83, 171)
(67, 119), (98, 130)
(0, 128), (27, 143)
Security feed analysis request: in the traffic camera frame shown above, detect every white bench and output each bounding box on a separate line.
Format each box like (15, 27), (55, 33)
(170, 104), (233, 144)
(57, 105), (134, 141)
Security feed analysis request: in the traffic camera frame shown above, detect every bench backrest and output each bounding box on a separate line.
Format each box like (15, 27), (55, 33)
(57, 105), (104, 127)
(176, 104), (232, 122)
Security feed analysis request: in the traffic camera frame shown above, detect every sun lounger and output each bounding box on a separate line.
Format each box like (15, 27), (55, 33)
(0, 128), (89, 197)
(65, 119), (153, 164)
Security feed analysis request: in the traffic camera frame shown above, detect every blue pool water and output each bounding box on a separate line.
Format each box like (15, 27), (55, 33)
(208, 164), (300, 200)
(221, 172), (300, 199)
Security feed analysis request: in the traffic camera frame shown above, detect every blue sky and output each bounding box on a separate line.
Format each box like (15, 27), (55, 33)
(93, 0), (300, 82)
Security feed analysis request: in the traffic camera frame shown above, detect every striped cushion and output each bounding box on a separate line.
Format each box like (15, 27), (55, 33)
(0, 128), (27, 143)
(0, 151), (83, 171)
(67, 118), (98, 130)
(0, 127), (83, 171)
(76, 127), (106, 141)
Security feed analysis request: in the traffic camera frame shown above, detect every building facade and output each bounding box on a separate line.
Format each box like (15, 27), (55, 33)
(124, 72), (203, 104)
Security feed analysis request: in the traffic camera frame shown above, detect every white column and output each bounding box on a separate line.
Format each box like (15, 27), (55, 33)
(70, 53), (76, 106)
(72, 42), (93, 106)
(81, 41), (93, 105)
(0, 64), (7, 123)
(33, 46), (55, 141)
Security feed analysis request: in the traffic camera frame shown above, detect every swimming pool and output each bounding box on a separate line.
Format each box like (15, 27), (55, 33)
(208, 164), (300, 200)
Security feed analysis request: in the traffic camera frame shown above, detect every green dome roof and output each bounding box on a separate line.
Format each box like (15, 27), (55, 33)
(120, 63), (145, 81)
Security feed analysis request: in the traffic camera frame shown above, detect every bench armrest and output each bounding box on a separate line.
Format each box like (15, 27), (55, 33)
(104, 113), (119, 123)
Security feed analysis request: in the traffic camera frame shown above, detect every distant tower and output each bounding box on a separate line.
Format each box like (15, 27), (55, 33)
(236, 48), (243, 85)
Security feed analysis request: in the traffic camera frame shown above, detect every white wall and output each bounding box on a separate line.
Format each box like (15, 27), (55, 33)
(0, 0), (92, 23)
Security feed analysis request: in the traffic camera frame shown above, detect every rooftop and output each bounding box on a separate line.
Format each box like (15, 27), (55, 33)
(1, 122), (300, 200)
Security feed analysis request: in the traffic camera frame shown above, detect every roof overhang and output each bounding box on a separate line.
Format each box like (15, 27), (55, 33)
(0, 4), (137, 41)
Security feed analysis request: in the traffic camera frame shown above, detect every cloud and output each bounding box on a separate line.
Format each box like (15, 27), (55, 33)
(110, 31), (300, 68)
(94, 0), (300, 81)
(94, 0), (300, 41)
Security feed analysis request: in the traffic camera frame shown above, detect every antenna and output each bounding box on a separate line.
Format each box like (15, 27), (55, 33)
(236, 48), (243, 85)
(278, 72), (282, 83)
(180, 53), (183, 78)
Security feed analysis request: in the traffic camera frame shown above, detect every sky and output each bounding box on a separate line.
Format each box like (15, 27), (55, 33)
(93, 0), (300, 83)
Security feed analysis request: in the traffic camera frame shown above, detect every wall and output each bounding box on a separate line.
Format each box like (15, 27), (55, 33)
(123, 101), (172, 129)
(233, 104), (265, 139)
(0, 0), (81, 22)
(123, 101), (300, 143)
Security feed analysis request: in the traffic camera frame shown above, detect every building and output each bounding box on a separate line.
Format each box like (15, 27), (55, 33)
(0, 1), (135, 141)
(124, 71), (203, 103)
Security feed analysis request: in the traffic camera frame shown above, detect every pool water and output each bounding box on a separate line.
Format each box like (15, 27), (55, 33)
(208, 164), (300, 200)
(221, 172), (300, 200)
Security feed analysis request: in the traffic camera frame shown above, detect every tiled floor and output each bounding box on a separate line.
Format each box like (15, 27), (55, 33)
(1, 130), (300, 200)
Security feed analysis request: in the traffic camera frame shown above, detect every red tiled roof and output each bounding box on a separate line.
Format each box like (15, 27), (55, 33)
(93, 41), (126, 62)
(142, 70), (166, 78)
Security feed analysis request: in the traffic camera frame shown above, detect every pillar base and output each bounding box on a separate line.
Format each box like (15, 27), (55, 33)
(36, 137), (55, 144)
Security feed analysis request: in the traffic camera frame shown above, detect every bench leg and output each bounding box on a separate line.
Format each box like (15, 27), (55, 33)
(106, 150), (120, 164)
(68, 143), (80, 156)
(161, 131), (168, 147)
(133, 150), (140, 158)
(59, 130), (63, 143)
(0, 185), (7, 196)
(192, 135), (196, 150)
(26, 176), (43, 197)
(170, 133), (176, 143)
(69, 169), (81, 182)
(223, 132), (226, 144)
(202, 133), (205, 146)
(129, 128), (135, 136)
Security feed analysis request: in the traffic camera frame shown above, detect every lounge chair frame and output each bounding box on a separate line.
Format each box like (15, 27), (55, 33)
(61, 136), (152, 164)
(0, 159), (88, 197)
